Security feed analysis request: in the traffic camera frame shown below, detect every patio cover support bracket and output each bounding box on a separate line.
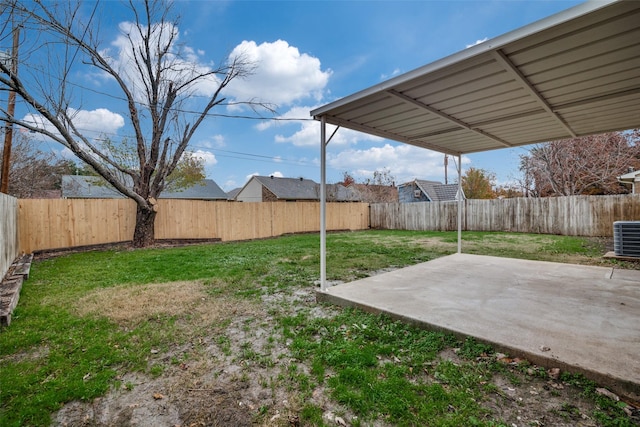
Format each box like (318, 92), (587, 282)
(491, 49), (577, 138)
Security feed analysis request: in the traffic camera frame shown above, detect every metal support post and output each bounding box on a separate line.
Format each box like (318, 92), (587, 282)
(457, 154), (462, 254)
(320, 116), (327, 291)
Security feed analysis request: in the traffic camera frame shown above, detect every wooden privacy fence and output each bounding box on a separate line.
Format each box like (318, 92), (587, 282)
(1, 193), (19, 279)
(370, 194), (640, 237)
(18, 199), (370, 253)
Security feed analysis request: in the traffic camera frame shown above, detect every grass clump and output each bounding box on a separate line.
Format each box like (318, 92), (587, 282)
(280, 308), (501, 426)
(0, 312), (129, 426)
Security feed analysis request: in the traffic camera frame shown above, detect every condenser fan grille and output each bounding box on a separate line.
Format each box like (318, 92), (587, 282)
(613, 221), (640, 258)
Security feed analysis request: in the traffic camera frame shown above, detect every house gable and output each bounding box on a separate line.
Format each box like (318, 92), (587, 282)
(255, 176), (318, 201)
(399, 179), (462, 203)
(399, 181), (431, 203)
(235, 177), (264, 202)
(235, 176), (318, 202)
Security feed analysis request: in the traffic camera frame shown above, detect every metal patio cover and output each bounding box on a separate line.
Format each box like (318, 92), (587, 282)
(311, 0), (640, 156)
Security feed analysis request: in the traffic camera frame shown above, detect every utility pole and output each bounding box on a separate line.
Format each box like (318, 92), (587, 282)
(1, 23), (19, 194)
(444, 154), (448, 184)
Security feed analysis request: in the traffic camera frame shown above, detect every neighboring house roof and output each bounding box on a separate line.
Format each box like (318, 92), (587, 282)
(62, 175), (122, 198)
(618, 170), (640, 193)
(417, 180), (462, 202)
(61, 175), (228, 200)
(226, 187), (241, 200)
(618, 169), (640, 183)
(235, 175), (396, 202)
(163, 179), (227, 200)
(252, 176), (319, 200)
(400, 179), (463, 202)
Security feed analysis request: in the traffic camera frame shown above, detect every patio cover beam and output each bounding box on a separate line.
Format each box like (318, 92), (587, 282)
(490, 50), (577, 138)
(386, 89), (513, 149)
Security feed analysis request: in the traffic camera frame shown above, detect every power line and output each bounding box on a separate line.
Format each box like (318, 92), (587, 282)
(8, 61), (315, 122)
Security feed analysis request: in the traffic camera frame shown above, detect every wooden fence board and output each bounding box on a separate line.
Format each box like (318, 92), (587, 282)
(155, 200), (219, 239)
(18, 199), (138, 252)
(371, 195), (640, 236)
(0, 193), (19, 280)
(17, 200), (370, 253)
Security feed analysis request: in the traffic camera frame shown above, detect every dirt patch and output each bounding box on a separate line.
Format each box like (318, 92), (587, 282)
(53, 276), (638, 427)
(414, 237), (456, 252)
(486, 374), (603, 427)
(54, 371), (254, 427)
(0, 345), (50, 365)
(74, 281), (259, 328)
(55, 285), (341, 427)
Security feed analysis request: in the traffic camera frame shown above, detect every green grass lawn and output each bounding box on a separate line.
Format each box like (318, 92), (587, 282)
(0, 230), (636, 426)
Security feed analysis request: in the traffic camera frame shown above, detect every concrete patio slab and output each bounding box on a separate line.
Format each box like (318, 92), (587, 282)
(316, 253), (640, 400)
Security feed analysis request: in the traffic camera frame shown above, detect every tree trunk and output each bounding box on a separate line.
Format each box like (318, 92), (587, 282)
(132, 202), (157, 248)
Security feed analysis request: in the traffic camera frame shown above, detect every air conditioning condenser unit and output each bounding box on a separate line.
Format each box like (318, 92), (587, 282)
(613, 221), (640, 257)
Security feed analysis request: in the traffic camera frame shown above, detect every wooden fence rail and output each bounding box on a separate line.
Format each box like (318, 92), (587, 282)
(1, 193), (19, 279)
(18, 199), (370, 253)
(370, 195), (640, 236)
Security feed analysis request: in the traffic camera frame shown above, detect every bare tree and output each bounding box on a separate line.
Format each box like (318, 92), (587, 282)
(519, 132), (640, 197)
(0, 0), (268, 247)
(360, 168), (397, 203)
(346, 168), (397, 203)
(1, 131), (73, 198)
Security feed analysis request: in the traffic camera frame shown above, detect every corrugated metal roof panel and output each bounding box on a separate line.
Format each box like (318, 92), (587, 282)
(400, 61), (507, 101)
(506, 6), (640, 62)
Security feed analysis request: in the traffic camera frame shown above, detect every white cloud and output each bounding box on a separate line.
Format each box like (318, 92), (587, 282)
(258, 106), (382, 147)
(211, 134), (226, 147)
(68, 108), (125, 134)
(380, 68), (402, 80)
(196, 134), (226, 149)
(466, 37), (489, 48)
(192, 149), (218, 168)
(21, 108), (125, 141)
(105, 21), (222, 100)
(58, 147), (76, 160)
(225, 40), (332, 106)
(244, 170), (283, 184)
(275, 121), (382, 147)
(223, 179), (238, 191)
(328, 143), (470, 184)
(255, 106), (310, 131)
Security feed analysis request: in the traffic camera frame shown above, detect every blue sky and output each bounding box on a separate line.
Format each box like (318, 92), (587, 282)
(7, 0), (585, 192)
